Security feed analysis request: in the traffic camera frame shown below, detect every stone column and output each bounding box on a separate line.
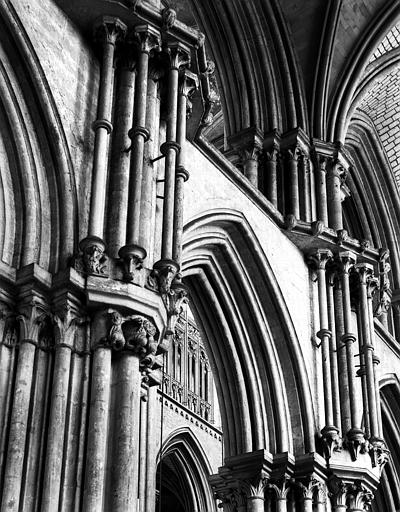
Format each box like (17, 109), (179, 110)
(300, 154), (312, 222)
(327, 271), (341, 432)
(339, 252), (362, 442)
(81, 17), (126, 267)
(315, 155), (328, 226)
(333, 276), (351, 434)
(242, 477), (268, 512)
(327, 159), (343, 231)
(286, 146), (300, 219)
(41, 308), (82, 512)
(308, 250), (339, 449)
(82, 337), (112, 511)
(264, 148), (279, 207)
(367, 277), (383, 438)
(1, 302), (49, 512)
(119, 25), (160, 278)
(355, 263), (379, 439)
(339, 252), (358, 430)
(172, 70), (196, 263)
(268, 479), (291, 512)
(107, 51), (136, 257)
(110, 314), (158, 512)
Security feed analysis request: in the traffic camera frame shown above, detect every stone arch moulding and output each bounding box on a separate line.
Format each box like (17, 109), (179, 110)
(158, 427), (217, 512)
(376, 375), (400, 509)
(181, 208), (315, 460)
(0, 0), (77, 273)
(187, 0), (307, 137)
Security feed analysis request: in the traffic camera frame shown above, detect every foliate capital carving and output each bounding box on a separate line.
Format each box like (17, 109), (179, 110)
(240, 475), (269, 499)
(338, 251), (357, 274)
(347, 482), (374, 511)
(354, 262), (374, 285)
(94, 16), (127, 46)
(179, 69), (198, 99)
(238, 142), (262, 164)
(268, 477), (291, 500)
(53, 305), (87, 349)
(295, 477), (320, 499)
(76, 236), (108, 276)
(307, 248), (333, 271)
(1, 306), (18, 348)
(285, 145), (301, 162)
(167, 42), (191, 71)
(263, 147), (279, 163)
(17, 300), (51, 343)
(133, 25), (161, 54)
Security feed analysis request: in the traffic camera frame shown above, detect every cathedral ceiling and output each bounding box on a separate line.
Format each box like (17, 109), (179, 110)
(54, 0), (400, 189)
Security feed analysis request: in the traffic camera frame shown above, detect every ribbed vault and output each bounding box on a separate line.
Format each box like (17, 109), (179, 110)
(181, 209), (315, 459)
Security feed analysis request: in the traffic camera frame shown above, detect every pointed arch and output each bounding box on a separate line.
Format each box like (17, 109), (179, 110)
(181, 209), (315, 459)
(158, 428), (217, 512)
(0, 0), (77, 272)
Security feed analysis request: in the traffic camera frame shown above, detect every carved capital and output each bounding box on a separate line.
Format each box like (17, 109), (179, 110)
(241, 475), (269, 499)
(167, 42), (191, 71)
(307, 248), (333, 271)
(347, 481), (374, 511)
(338, 251), (357, 274)
(268, 477), (291, 500)
(354, 263), (374, 286)
(134, 25), (161, 54)
(17, 300), (51, 343)
(94, 16), (127, 46)
(53, 305), (87, 349)
(1, 305), (18, 348)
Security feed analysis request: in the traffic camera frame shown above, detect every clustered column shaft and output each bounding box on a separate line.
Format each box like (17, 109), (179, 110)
(161, 43), (189, 260)
(87, 18), (126, 242)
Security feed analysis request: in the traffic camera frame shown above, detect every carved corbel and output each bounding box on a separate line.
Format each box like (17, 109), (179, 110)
(118, 244), (147, 282)
(375, 248), (392, 317)
(369, 437), (389, 472)
(346, 428), (368, 461)
(75, 236), (108, 277)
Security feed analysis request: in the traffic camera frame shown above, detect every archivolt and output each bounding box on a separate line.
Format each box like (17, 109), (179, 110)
(159, 428), (216, 512)
(0, 1), (77, 272)
(181, 209), (315, 458)
(188, 0), (307, 136)
(374, 376), (400, 510)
